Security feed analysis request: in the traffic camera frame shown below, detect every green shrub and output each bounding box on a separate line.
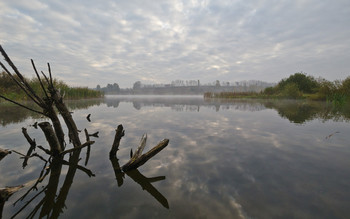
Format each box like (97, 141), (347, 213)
(280, 83), (302, 99)
(278, 73), (319, 94)
(263, 86), (277, 95)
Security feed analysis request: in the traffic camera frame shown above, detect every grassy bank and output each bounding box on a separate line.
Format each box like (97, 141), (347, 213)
(0, 71), (103, 102)
(205, 73), (350, 104)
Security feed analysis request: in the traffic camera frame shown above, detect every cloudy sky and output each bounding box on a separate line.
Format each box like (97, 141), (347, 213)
(1, 0), (349, 88)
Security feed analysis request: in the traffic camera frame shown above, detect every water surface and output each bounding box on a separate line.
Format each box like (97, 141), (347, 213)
(1, 96), (350, 218)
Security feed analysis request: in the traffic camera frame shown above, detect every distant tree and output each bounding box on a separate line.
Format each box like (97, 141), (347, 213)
(279, 73), (319, 94)
(104, 83), (120, 93)
(96, 85), (101, 90)
(133, 81), (141, 89)
(341, 77), (350, 96)
(113, 83), (120, 92)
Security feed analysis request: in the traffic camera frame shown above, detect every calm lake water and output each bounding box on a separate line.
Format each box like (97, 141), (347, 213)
(1, 96), (350, 219)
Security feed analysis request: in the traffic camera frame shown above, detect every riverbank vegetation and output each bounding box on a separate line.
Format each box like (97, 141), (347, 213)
(205, 73), (350, 104)
(0, 71), (103, 102)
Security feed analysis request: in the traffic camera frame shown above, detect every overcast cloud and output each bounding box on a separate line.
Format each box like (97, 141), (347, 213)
(1, 0), (349, 88)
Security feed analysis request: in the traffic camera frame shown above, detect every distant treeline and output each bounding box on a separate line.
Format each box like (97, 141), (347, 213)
(0, 71), (103, 102)
(97, 80), (275, 95)
(205, 73), (350, 104)
(2, 96), (349, 126)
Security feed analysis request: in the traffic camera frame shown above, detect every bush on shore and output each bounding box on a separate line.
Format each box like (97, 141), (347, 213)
(205, 72), (350, 104)
(0, 71), (103, 102)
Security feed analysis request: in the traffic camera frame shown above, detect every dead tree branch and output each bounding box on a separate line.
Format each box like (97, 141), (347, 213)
(38, 122), (62, 156)
(122, 138), (169, 172)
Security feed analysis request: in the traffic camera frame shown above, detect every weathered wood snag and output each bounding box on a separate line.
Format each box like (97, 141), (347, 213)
(109, 125), (169, 172)
(38, 122), (62, 156)
(109, 147), (169, 208)
(1, 45), (169, 173)
(0, 45), (170, 215)
(0, 45), (93, 158)
(1, 185), (24, 218)
(0, 149), (11, 161)
(109, 124), (125, 158)
(122, 137), (169, 172)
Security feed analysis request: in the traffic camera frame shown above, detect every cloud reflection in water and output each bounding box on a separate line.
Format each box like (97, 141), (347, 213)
(1, 96), (350, 218)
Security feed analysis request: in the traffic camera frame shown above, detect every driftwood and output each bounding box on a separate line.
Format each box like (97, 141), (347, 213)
(122, 137), (169, 172)
(0, 148), (11, 161)
(110, 153), (169, 208)
(0, 45), (171, 216)
(0, 45), (93, 158)
(0, 186), (23, 202)
(1, 44), (169, 172)
(38, 122), (62, 156)
(109, 125), (169, 172)
(0, 185), (24, 218)
(109, 124), (125, 158)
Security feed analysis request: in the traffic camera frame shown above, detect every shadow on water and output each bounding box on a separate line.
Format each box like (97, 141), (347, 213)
(110, 156), (169, 209)
(1, 149), (94, 219)
(1, 147), (168, 218)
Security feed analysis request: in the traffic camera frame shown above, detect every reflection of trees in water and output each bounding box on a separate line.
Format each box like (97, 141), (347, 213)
(105, 97), (268, 112)
(0, 103), (42, 126)
(4, 149), (94, 218)
(171, 105), (200, 112)
(264, 100), (350, 124)
(2, 97), (350, 126)
(64, 99), (104, 111)
(0, 99), (104, 126)
(129, 98), (350, 124)
(3, 144), (168, 218)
